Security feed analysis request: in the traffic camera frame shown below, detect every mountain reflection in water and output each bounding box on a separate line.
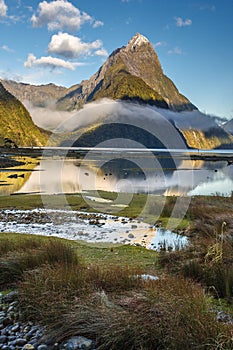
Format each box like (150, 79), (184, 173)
(0, 150), (230, 197)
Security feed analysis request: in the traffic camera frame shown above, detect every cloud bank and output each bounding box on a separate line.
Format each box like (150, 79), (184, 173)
(31, 0), (92, 31)
(26, 99), (220, 139)
(0, 0), (7, 17)
(24, 53), (83, 71)
(48, 32), (108, 59)
(168, 47), (183, 55)
(31, 0), (103, 31)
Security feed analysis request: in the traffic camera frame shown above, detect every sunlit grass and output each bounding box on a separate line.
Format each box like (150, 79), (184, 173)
(0, 194), (232, 349)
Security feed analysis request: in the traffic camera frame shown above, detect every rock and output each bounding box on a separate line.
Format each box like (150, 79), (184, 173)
(11, 323), (20, 332)
(64, 343), (74, 350)
(0, 290), (96, 350)
(14, 338), (27, 346)
(22, 344), (36, 350)
(128, 233), (134, 239)
(7, 336), (16, 342)
(25, 327), (38, 340)
(37, 344), (48, 350)
(217, 311), (233, 323)
(2, 318), (13, 327)
(2, 292), (18, 304)
(0, 335), (7, 344)
(131, 225), (137, 229)
(0, 291), (48, 350)
(1, 345), (12, 350)
(64, 336), (94, 350)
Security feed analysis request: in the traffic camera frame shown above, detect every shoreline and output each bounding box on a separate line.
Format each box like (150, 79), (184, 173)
(1, 146), (233, 161)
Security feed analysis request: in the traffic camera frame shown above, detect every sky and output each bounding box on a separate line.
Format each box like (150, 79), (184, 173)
(0, 0), (232, 120)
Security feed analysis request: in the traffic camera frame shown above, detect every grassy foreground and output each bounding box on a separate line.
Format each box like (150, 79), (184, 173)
(0, 193), (233, 349)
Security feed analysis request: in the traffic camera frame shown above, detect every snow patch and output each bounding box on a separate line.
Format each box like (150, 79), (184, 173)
(128, 33), (149, 49)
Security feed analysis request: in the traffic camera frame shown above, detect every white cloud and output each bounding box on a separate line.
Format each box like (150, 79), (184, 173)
(121, 0), (143, 3)
(95, 48), (108, 56)
(0, 0), (7, 17)
(31, 0), (93, 31)
(47, 32), (108, 58)
(1, 45), (14, 52)
(24, 53), (81, 70)
(0, 70), (22, 82)
(126, 17), (132, 25)
(175, 17), (192, 27)
(93, 20), (104, 28)
(154, 42), (163, 47)
(168, 47), (183, 55)
(154, 41), (166, 48)
(199, 4), (216, 12)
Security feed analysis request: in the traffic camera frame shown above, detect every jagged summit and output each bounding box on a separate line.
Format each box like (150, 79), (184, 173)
(126, 33), (150, 50)
(2, 34), (197, 112)
(55, 33), (196, 111)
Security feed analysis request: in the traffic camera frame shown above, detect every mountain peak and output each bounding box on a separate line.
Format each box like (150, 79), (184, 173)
(126, 33), (150, 50)
(4, 33), (197, 113)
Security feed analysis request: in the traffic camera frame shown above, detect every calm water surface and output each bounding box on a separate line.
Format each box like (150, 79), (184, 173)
(1, 148), (232, 249)
(0, 148), (233, 196)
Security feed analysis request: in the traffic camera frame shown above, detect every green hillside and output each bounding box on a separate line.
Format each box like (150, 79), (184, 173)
(0, 83), (49, 147)
(181, 128), (233, 149)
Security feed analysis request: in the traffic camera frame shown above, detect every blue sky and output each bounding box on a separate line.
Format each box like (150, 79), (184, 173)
(0, 0), (232, 119)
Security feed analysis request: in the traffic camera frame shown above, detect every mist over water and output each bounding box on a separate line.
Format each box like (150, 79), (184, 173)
(25, 98), (222, 134)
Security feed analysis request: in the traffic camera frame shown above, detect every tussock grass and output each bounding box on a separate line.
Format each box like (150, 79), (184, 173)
(159, 198), (233, 301)
(0, 236), (79, 288)
(18, 263), (143, 323)
(0, 195), (233, 349)
(0, 235), (44, 257)
(44, 276), (232, 350)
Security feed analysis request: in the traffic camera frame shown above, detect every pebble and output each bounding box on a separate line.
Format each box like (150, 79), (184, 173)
(0, 292), (96, 350)
(1, 290), (232, 350)
(217, 311), (233, 324)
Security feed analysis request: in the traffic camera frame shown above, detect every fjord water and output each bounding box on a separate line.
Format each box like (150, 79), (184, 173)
(1, 148), (232, 250)
(1, 148), (233, 197)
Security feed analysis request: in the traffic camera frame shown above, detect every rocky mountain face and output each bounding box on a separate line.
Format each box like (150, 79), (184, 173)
(2, 80), (67, 108)
(223, 119), (233, 135)
(0, 82), (49, 147)
(57, 33), (196, 111)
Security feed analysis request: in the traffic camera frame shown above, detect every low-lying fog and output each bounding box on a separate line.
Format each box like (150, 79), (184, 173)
(24, 98), (224, 135)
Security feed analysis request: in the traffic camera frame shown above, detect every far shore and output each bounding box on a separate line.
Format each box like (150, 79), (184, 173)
(1, 146), (233, 162)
